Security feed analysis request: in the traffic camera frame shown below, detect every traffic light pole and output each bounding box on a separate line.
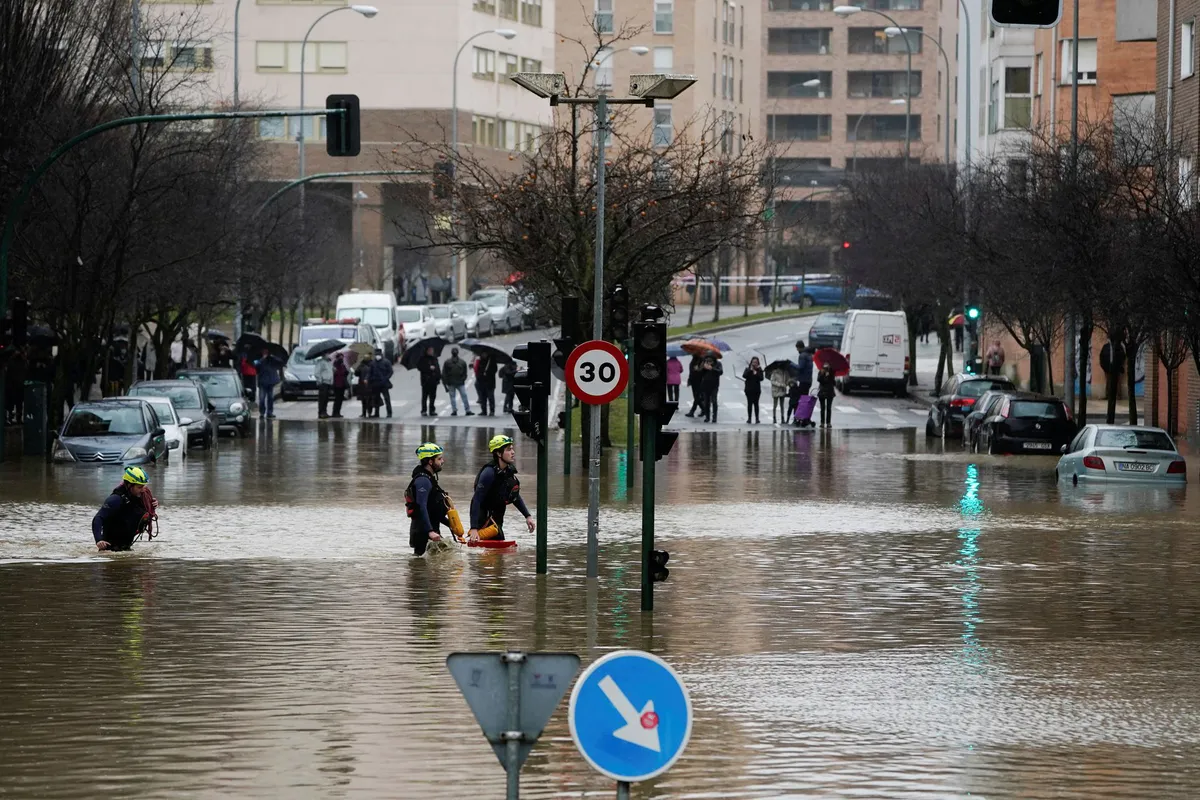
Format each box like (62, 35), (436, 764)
(640, 413), (657, 612)
(536, 393), (549, 575)
(625, 337), (635, 490)
(563, 394), (572, 476)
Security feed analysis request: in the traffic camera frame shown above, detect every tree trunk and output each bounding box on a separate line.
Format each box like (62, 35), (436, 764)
(1044, 339), (1055, 396)
(687, 273), (699, 326)
(1125, 345), (1139, 425)
(934, 324), (952, 390)
(1076, 316), (1092, 422)
(907, 312), (919, 386)
(1166, 367), (1177, 436)
(712, 256), (722, 324)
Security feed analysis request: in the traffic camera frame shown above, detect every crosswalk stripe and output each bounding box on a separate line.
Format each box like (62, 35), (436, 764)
(910, 408), (929, 415)
(834, 406), (861, 413)
(878, 407), (900, 416)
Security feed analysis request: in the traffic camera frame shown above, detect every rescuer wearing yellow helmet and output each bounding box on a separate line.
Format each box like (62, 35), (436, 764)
(405, 442), (450, 556)
(468, 435), (534, 541)
(92, 466), (156, 551)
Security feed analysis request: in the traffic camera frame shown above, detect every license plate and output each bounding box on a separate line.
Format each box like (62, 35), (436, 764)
(1024, 442), (1053, 450)
(1116, 461), (1155, 473)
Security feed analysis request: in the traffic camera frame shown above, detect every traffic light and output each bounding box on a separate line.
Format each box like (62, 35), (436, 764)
(641, 427), (680, 462)
(632, 320), (667, 414)
(608, 284), (629, 341)
(648, 549), (670, 582)
(11, 298), (28, 347)
(433, 160), (454, 200)
(965, 288), (981, 326)
(990, 0), (1061, 27)
(325, 94), (361, 157)
(552, 297), (579, 381)
(512, 340), (552, 442)
(842, 240), (851, 249)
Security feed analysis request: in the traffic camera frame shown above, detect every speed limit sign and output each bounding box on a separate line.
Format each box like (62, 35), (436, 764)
(565, 340), (629, 405)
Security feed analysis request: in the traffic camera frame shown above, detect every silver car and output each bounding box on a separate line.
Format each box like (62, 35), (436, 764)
(452, 300), (494, 337)
(1056, 425), (1187, 485)
(116, 395), (189, 458)
(428, 304), (467, 341)
(470, 289), (524, 333)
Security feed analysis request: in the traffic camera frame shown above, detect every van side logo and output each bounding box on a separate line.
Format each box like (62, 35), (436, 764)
(881, 334), (901, 345)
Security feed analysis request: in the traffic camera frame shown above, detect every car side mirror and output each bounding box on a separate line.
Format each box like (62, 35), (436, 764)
(154, 428), (165, 438)
(1060, 445), (1068, 454)
(179, 417), (194, 426)
(208, 403), (217, 412)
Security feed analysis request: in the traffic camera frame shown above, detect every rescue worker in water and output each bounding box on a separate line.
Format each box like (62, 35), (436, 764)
(468, 435), (535, 541)
(405, 442), (450, 556)
(92, 466), (156, 551)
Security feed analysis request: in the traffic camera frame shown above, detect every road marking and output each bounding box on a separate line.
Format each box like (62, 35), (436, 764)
(910, 408), (929, 415)
(775, 335), (790, 340)
(834, 406), (860, 413)
(878, 407), (900, 416)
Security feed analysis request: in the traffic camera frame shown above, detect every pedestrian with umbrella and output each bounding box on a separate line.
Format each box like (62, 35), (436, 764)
(315, 352), (334, 419)
(331, 352), (349, 418)
(699, 356), (723, 423)
(766, 359), (793, 424)
(684, 355), (704, 418)
(459, 339), (510, 416)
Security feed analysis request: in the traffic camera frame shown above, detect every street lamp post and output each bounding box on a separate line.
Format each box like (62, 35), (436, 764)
(233, 0), (243, 106)
(885, 26), (951, 165)
(851, 98), (907, 171)
(451, 29), (518, 299)
(835, 5), (913, 165)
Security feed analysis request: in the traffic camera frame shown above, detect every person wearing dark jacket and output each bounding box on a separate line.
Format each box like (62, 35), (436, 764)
(331, 353), (349, 418)
(417, 346), (442, 416)
(355, 358), (373, 417)
(743, 357), (764, 424)
(368, 349), (394, 418)
(442, 348), (473, 416)
(254, 350), (284, 419)
(699, 357), (723, 423)
(795, 340), (814, 397)
(816, 362), (837, 428)
(684, 356), (705, 417)
(499, 362), (517, 413)
(405, 442), (449, 556)
(92, 467), (156, 551)
(475, 354), (498, 416)
(469, 435), (535, 541)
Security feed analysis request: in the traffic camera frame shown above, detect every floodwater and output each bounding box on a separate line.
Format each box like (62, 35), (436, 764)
(3, 422), (1200, 798)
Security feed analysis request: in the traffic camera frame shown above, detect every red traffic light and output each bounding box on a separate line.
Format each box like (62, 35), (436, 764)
(842, 241), (851, 249)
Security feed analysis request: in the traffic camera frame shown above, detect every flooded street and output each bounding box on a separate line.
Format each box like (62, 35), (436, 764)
(3, 422), (1200, 798)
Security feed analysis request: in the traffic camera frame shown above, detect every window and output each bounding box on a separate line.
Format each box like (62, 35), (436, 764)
(595, 0), (614, 33)
(500, 0), (517, 19)
(722, 1), (730, 43)
(1180, 157), (1195, 207)
(1183, 21), (1196, 78)
(257, 117), (285, 139)
(1003, 66), (1032, 128)
(712, 52), (717, 95)
(848, 27), (922, 54)
(770, 157), (833, 183)
(655, 0), (674, 33)
(720, 112), (735, 154)
(768, 0), (832, 8)
(988, 78), (999, 133)
(256, 41), (347, 73)
(847, 114), (921, 141)
(768, 71), (833, 97)
(767, 114), (833, 141)
(498, 52), (517, 77)
(740, 7), (744, 47)
(171, 41), (214, 70)
(474, 0), (496, 12)
(654, 46), (674, 71)
(1007, 159), (1029, 195)
(654, 104), (673, 147)
(140, 41), (166, 70)
(720, 56), (728, 98)
(767, 28), (832, 55)
(473, 47), (495, 79)
(499, 119), (518, 149)
(739, 58), (744, 102)
(521, 57), (541, 72)
(517, 122), (541, 152)
(1035, 53), (1043, 94)
(846, 71), (920, 98)
(473, 115), (497, 146)
(595, 48), (613, 89)
(520, 0), (542, 25)
(1059, 38), (1097, 84)
(855, 0), (922, 7)
(258, 116), (325, 140)
(714, 0), (718, 40)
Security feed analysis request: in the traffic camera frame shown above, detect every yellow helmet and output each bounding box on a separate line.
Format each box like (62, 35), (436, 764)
(489, 434), (515, 453)
(416, 442), (444, 461)
(123, 466), (149, 485)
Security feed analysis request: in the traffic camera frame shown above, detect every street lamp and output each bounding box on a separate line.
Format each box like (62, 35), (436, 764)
(850, 98), (907, 172)
(834, 5), (913, 165)
(885, 26), (950, 166)
(298, 5), (378, 186)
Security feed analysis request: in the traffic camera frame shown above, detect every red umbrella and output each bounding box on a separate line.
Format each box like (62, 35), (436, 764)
(948, 313), (966, 327)
(504, 271), (524, 285)
(813, 347), (850, 377)
(681, 339), (723, 359)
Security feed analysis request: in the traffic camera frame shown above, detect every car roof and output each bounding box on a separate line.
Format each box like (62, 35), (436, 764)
(1088, 424), (1170, 433)
(114, 394), (169, 403)
(134, 380), (197, 388)
(1006, 392), (1061, 401)
(77, 398), (146, 406)
(396, 304), (427, 310)
(957, 373), (1013, 381)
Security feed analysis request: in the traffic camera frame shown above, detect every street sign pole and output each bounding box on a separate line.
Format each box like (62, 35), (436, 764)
(504, 654), (521, 799)
(588, 93), (608, 580)
(617, 782), (631, 799)
(640, 413), (657, 612)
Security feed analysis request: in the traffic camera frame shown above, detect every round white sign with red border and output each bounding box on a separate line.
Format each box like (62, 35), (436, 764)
(565, 340), (629, 405)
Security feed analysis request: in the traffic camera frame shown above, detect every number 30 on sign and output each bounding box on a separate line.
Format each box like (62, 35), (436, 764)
(565, 340), (630, 405)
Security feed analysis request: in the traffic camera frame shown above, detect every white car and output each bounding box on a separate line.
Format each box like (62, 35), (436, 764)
(428, 304), (467, 341)
(470, 289), (524, 333)
(115, 395), (188, 458)
(1056, 424), (1187, 485)
(451, 300), (494, 337)
(396, 305), (435, 346)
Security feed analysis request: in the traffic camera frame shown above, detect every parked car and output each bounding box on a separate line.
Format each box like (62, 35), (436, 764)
(114, 395), (188, 457)
(452, 300), (494, 337)
(428, 304), (468, 341)
(52, 399), (169, 466)
(924, 373), (1016, 439)
(282, 347), (320, 401)
(789, 281), (844, 307)
(975, 392), (1076, 455)
(396, 305), (436, 345)
(961, 389), (1018, 452)
(807, 312), (847, 350)
(470, 288), (524, 332)
(1057, 425), (1187, 485)
(286, 322), (380, 400)
(837, 309), (909, 396)
(177, 368), (252, 437)
(129, 380), (218, 449)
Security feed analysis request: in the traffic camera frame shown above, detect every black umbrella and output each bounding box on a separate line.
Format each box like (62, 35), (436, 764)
(305, 339), (346, 360)
(205, 329), (230, 342)
(400, 336), (451, 370)
(765, 359), (798, 380)
(236, 332), (288, 363)
(458, 338), (515, 365)
(28, 324), (58, 346)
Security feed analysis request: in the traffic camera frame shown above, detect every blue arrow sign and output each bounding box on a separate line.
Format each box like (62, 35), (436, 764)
(568, 650), (693, 783)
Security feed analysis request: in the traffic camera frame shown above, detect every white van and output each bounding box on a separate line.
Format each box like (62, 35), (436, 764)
(837, 309), (909, 396)
(335, 290), (401, 360)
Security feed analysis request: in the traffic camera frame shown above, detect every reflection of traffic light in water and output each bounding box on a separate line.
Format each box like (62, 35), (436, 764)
(957, 465), (987, 666)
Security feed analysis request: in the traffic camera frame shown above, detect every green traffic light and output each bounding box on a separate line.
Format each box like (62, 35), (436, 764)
(967, 307), (980, 320)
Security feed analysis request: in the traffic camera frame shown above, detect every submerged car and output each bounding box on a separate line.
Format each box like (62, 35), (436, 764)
(52, 399), (169, 466)
(975, 392), (1075, 455)
(129, 380), (218, 449)
(114, 395), (189, 457)
(1057, 425), (1187, 485)
(176, 368), (251, 437)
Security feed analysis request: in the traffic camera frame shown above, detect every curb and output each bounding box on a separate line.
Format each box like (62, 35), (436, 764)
(666, 308), (829, 341)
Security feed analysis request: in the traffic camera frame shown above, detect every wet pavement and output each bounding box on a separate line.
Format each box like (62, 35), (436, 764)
(3, 423), (1200, 798)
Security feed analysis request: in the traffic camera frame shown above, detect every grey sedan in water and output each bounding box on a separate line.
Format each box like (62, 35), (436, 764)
(1057, 424), (1187, 485)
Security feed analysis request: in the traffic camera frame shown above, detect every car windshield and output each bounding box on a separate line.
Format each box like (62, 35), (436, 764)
(472, 291), (507, 306)
(396, 309), (423, 322)
(290, 349), (318, 365)
(64, 406), (148, 436)
(1095, 429), (1176, 451)
(339, 307), (392, 327)
(1010, 400), (1066, 420)
(814, 313), (845, 327)
(451, 302), (476, 315)
(300, 326), (357, 346)
(132, 384), (201, 409)
(429, 306), (451, 319)
(960, 379), (1013, 398)
(180, 372), (239, 398)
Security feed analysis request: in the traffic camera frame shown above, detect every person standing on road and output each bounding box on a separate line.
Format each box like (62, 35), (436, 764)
(499, 362), (517, 413)
(684, 355), (705, 418)
(331, 353), (348, 418)
(770, 366), (789, 424)
(817, 362), (836, 428)
(442, 347), (473, 416)
(468, 435), (535, 542)
(985, 340), (1006, 376)
(475, 353), (498, 416)
(700, 357), (723, 423)
(666, 355), (682, 403)
(418, 346), (441, 417)
(239, 354), (256, 402)
(405, 442), (450, 556)
(368, 349), (394, 418)
(795, 340), (814, 397)
(743, 357), (764, 424)
(355, 356), (373, 417)
(92, 467), (158, 552)
(315, 353), (334, 419)
(254, 349), (283, 419)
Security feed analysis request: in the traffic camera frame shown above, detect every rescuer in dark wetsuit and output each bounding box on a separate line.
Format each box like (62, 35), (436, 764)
(92, 466), (155, 551)
(405, 442), (450, 556)
(468, 435), (535, 542)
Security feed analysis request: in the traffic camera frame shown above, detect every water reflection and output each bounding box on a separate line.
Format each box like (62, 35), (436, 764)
(957, 463), (987, 668)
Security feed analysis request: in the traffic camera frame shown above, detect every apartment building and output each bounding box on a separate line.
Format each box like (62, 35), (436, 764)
(956, 0), (1034, 168)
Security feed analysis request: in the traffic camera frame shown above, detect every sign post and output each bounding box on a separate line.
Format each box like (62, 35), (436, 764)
(448, 651), (582, 800)
(569, 650), (693, 797)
